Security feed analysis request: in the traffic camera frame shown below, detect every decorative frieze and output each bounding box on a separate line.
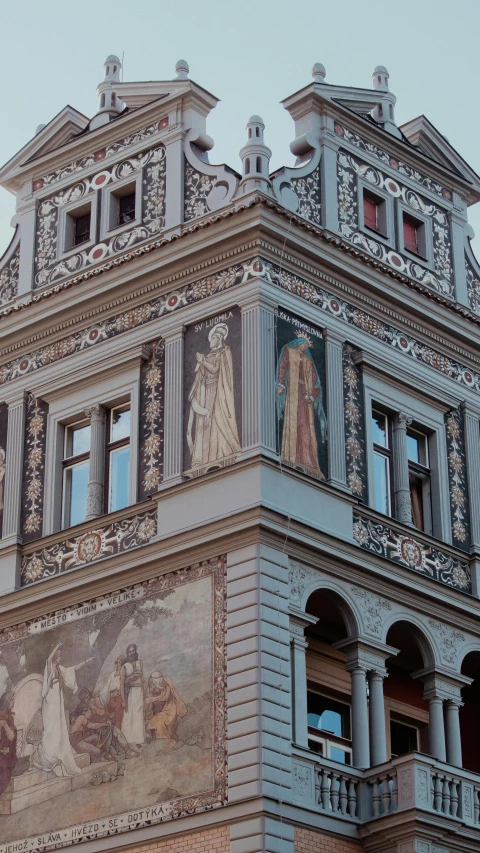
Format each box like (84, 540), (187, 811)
(353, 511), (471, 593)
(138, 339), (165, 498)
(21, 506), (158, 585)
(343, 345), (367, 500)
(290, 162), (322, 225)
(334, 123), (452, 201)
(184, 159), (219, 221)
(445, 408), (471, 551)
(34, 145), (166, 288)
(33, 118), (169, 191)
(465, 255), (480, 316)
(0, 243), (19, 307)
(337, 149), (454, 298)
(2, 256), (480, 404)
(351, 587), (392, 636)
(1, 556), (226, 853)
(20, 393), (48, 543)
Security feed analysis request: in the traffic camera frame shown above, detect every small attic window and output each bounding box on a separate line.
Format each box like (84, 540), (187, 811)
(64, 203), (92, 251)
(402, 213), (426, 258)
(256, 127), (260, 137)
(107, 181), (138, 231)
(362, 189), (387, 236)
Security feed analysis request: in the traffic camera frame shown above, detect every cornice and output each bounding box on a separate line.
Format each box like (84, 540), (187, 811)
(3, 194), (480, 341)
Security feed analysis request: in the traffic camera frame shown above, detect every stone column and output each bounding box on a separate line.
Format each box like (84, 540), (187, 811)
(84, 404), (106, 521)
(289, 610), (318, 748)
(3, 395), (27, 538)
(349, 665), (370, 769)
(445, 700), (463, 768)
(428, 697), (446, 762)
(392, 411), (413, 525)
(324, 328), (348, 491)
(368, 671), (387, 766)
(240, 293), (276, 454)
(163, 326), (184, 482)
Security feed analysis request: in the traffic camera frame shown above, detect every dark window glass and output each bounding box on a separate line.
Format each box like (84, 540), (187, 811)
(118, 192), (136, 226)
(73, 213), (91, 246)
(307, 692), (351, 740)
(390, 719), (418, 758)
(403, 215), (419, 254)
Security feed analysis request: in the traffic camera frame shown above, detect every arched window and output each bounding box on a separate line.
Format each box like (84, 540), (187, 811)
(113, 65), (117, 74)
(111, 92), (116, 107)
(100, 93), (105, 108)
(389, 104), (393, 119)
(248, 128), (252, 138)
(256, 126), (260, 137)
(245, 157), (250, 175)
(379, 104), (383, 118)
(256, 156), (262, 174)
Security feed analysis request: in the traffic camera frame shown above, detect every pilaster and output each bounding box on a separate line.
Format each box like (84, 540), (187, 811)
(230, 816), (294, 853)
(164, 127), (184, 231)
(84, 403), (106, 521)
(324, 328), (348, 490)
(163, 324), (184, 483)
(289, 608), (318, 748)
(239, 290), (276, 454)
(16, 182), (37, 296)
(392, 411), (413, 526)
(450, 193), (469, 307)
(3, 393), (27, 540)
(320, 130), (340, 233)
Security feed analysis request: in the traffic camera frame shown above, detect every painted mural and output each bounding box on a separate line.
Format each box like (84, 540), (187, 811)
(0, 558), (226, 852)
(183, 308), (242, 478)
(0, 403), (7, 539)
(275, 309), (327, 481)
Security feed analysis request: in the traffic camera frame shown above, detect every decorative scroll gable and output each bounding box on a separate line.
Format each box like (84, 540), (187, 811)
(272, 150), (322, 226)
(0, 239), (20, 307)
(21, 393), (48, 543)
(466, 254), (480, 317)
(445, 407), (471, 552)
(183, 136), (238, 222)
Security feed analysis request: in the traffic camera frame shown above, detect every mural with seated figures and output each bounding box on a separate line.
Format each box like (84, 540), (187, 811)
(0, 557), (226, 853)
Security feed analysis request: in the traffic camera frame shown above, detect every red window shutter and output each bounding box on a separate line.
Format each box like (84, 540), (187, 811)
(364, 196), (378, 231)
(403, 218), (418, 254)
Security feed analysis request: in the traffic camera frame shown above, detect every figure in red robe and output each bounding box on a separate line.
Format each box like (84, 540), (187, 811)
(276, 336), (327, 479)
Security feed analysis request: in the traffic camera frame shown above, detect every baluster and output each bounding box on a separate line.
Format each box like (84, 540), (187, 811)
(347, 779), (357, 818)
(433, 773), (443, 812)
(320, 770), (330, 810)
(372, 778), (381, 818)
(450, 778), (459, 818)
(381, 774), (390, 814)
(339, 775), (348, 815)
(442, 775), (450, 815)
(314, 767), (320, 806)
(475, 787), (480, 825)
(391, 773), (398, 811)
(331, 773), (340, 812)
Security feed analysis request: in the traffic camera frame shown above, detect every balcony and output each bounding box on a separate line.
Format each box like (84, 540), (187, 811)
(292, 747), (480, 838)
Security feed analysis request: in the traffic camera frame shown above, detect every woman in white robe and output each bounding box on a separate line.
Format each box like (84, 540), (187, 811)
(32, 644), (95, 777)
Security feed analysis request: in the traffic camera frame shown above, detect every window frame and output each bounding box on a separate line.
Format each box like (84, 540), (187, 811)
(61, 418), (91, 529)
(371, 407), (394, 518)
(99, 172), (142, 241)
(357, 178), (394, 247)
(57, 194), (98, 259)
(105, 403), (132, 514)
(306, 687), (353, 765)
(397, 201), (434, 269)
(406, 425), (433, 535)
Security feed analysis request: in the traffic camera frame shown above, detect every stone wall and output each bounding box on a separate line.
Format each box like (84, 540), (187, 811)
(129, 826), (230, 853)
(295, 827), (361, 853)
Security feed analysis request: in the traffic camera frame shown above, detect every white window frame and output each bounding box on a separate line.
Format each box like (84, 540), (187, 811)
(99, 172), (142, 242)
(363, 375), (451, 543)
(57, 193), (98, 259)
(43, 373), (139, 535)
(396, 201), (434, 270)
(357, 179), (395, 247)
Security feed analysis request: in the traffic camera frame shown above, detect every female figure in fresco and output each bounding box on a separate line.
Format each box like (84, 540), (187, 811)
(144, 671), (187, 741)
(276, 335), (327, 480)
(187, 323), (241, 472)
(32, 644), (95, 777)
(0, 692), (17, 797)
(102, 655), (127, 729)
(120, 644), (145, 749)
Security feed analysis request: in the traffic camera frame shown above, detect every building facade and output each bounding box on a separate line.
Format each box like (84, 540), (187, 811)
(0, 55), (479, 853)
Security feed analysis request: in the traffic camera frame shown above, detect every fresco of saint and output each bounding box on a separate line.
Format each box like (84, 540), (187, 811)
(187, 322), (241, 472)
(276, 335), (327, 479)
(145, 672), (187, 740)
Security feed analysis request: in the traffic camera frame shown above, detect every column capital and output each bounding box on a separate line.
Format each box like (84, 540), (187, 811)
(84, 403), (106, 424)
(289, 608), (318, 640)
(322, 326), (345, 347)
(161, 322), (185, 344)
(393, 411), (412, 430)
(413, 666), (472, 702)
(334, 635), (399, 676)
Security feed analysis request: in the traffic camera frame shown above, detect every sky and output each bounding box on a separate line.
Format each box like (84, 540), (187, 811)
(1, 0), (480, 257)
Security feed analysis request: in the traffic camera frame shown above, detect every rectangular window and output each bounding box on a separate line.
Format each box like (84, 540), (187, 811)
(62, 421), (91, 528)
(64, 203), (93, 252)
(118, 192), (136, 226)
(73, 212), (91, 247)
(403, 214), (422, 256)
(107, 405), (131, 512)
(108, 182), (138, 232)
(372, 409), (392, 516)
(407, 426), (432, 534)
(364, 192), (379, 231)
(307, 691), (352, 764)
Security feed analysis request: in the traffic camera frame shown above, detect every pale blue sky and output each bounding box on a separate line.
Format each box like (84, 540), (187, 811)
(1, 0), (479, 256)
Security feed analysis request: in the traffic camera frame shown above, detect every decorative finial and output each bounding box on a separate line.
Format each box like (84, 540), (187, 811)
(104, 55), (121, 82)
(312, 62), (326, 84)
(372, 65), (389, 92)
(175, 59), (189, 80)
(90, 54), (124, 130)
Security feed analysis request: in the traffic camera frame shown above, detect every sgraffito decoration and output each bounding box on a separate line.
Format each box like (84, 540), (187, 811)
(334, 123), (452, 201)
(33, 118), (169, 191)
(0, 403), (8, 538)
(0, 557), (227, 853)
(138, 340), (165, 499)
(466, 256), (480, 317)
(343, 345), (367, 501)
(353, 511), (471, 593)
(0, 243), (20, 307)
(34, 145), (166, 289)
(445, 408), (471, 552)
(183, 308), (242, 478)
(21, 394), (48, 544)
(337, 149), (454, 298)
(2, 257), (480, 398)
(290, 162), (322, 226)
(21, 507), (158, 585)
(274, 309), (327, 481)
